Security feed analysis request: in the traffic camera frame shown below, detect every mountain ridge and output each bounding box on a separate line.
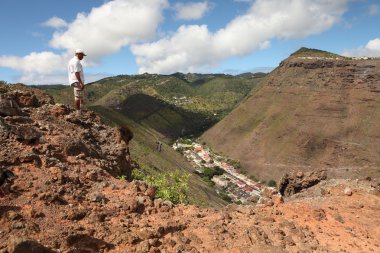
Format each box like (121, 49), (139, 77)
(201, 49), (380, 182)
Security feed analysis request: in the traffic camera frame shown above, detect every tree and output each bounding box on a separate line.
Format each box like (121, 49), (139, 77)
(268, 180), (277, 187)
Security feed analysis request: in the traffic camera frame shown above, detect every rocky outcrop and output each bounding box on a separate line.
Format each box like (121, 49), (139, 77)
(7, 238), (54, 253)
(278, 169), (327, 196)
(0, 83), (132, 178)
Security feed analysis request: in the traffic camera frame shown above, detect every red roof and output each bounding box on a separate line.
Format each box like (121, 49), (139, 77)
(243, 187), (253, 192)
(236, 181), (244, 185)
(194, 146), (203, 151)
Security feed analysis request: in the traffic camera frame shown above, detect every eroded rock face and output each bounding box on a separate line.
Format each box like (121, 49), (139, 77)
(0, 84), (132, 178)
(0, 97), (23, 117)
(278, 169), (327, 196)
(7, 238), (53, 253)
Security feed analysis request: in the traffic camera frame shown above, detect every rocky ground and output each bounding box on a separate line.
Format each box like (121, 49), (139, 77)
(1, 84), (379, 253)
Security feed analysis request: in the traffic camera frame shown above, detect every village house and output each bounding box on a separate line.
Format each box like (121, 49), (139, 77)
(236, 181), (245, 188)
(212, 175), (228, 187)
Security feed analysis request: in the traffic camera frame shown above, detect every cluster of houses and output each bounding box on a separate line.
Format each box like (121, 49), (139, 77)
(172, 96), (192, 105)
(298, 56), (380, 61)
(297, 56), (344, 60)
(173, 140), (262, 203)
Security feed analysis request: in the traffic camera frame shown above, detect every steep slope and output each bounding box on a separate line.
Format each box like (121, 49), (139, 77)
(202, 48), (380, 181)
(88, 105), (227, 207)
(1, 83), (379, 253)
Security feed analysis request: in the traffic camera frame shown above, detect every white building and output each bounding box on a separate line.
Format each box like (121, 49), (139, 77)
(212, 175), (228, 187)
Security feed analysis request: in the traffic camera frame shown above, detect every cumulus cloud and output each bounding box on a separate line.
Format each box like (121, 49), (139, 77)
(50, 0), (168, 62)
(342, 38), (380, 57)
(42, 17), (68, 29)
(369, 4), (380, 16)
(0, 51), (69, 84)
(174, 1), (211, 20)
(0, 52), (67, 75)
(132, 0), (348, 74)
(0, 0), (168, 84)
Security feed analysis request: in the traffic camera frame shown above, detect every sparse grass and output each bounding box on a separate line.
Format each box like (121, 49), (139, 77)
(290, 47), (344, 58)
(132, 168), (190, 204)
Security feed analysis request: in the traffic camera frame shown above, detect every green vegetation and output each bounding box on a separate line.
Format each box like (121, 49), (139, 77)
(132, 169), (190, 204)
(249, 175), (259, 182)
(218, 190), (232, 203)
(227, 159), (241, 169)
(268, 180), (277, 187)
(290, 47), (344, 58)
(202, 167), (224, 179)
(194, 167), (224, 187)
(116, 175), (128, 181)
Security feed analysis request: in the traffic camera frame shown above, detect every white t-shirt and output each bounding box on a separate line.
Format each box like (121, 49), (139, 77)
(68, 56), (85, 85)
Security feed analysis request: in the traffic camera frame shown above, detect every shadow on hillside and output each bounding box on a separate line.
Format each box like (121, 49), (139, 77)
(66, 234), (114, 252)
(0, 205), (21, 218)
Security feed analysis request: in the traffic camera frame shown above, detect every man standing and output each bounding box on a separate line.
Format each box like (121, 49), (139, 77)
(68, 49), (86, 115)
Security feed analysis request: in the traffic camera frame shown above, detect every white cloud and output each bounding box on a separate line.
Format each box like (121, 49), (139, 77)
(42, 17), (68, 29)
(0, 0), (168, 84)
(0, 51), (69, 84)
(0, 52), (67, 75)
(174, 1), (211, 20)
(369, 4), (380, 16)
(50, 0), (169, 61)
(22, 73), (111, 85)
(342, 38), (380, 57)
(132, 0), (348, 74)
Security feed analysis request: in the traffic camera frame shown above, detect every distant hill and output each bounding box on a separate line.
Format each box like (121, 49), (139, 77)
(289, 47), (345, 58)
(41, 72), (265, 139)
(201, 48), (380, 182)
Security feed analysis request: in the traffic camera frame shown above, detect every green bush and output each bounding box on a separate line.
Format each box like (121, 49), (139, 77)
(268, 180), (277, 187)
(132, 169), (190, 204)
(249, 175), (259, 182)
(131, 169), (145, 181)
(202, 167), (224, 179)
(218, 191), (232, 203)
(116, 175), (128, 181)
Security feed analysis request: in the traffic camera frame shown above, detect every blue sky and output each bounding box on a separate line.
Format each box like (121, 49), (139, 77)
(0, 0), (379, 84)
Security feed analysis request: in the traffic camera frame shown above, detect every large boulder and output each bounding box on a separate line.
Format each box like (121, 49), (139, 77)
(7, 238), (54, 253)
(0, 96), (23, 117)
(278, 169), (327, 197)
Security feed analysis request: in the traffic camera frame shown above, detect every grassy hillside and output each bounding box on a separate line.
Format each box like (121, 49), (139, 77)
(289, 47), (345, 58)
(42, 73), (264, 139)
(89, 105), (227, 207)
(202, 53), (380, 182)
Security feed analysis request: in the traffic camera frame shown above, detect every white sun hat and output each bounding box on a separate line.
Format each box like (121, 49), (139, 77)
(75, 49), (87, 56)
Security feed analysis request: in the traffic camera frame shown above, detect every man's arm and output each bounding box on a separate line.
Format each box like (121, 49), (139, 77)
(75, 72), (84, 89)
